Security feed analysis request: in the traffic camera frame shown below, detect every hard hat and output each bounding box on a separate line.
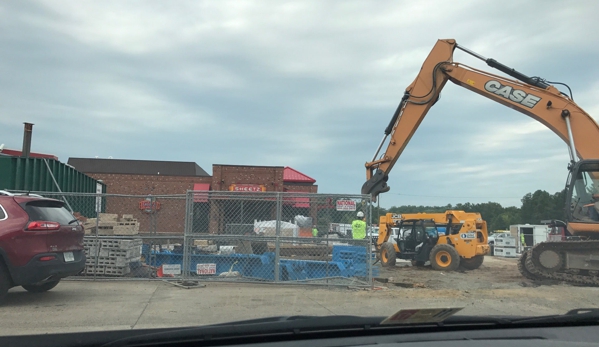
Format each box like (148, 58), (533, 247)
(357, 211), (364, 218)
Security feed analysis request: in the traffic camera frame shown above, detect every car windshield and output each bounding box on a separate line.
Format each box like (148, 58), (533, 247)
(1, 0), (598, 341)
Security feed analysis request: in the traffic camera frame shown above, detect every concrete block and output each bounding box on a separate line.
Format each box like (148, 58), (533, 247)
(103, 265), (131, 276)
(97, 226), (114, 235)
(108, 248), (141, 258)
(194, 240), (210, 246)
(121, 214), (134, 221)
(117, 221), (138, 227)
(85, 266), (105, 275)
(113, 225), (139, 235)
(98, 213), (118, 222)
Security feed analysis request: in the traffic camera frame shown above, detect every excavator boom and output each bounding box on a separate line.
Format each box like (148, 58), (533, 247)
(364, 39), (599, 286)
(363, 39), (599, 199)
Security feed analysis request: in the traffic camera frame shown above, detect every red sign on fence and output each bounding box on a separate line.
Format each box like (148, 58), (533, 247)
(139, 200), (161, 213)
(336, 199), (356, 211)
(196, 263), (217, 275)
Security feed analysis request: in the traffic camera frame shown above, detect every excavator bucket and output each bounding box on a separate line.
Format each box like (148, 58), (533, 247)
(361, 169), (390, 201)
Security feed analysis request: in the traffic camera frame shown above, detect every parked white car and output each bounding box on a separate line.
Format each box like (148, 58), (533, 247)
(488, 232), (510, 246)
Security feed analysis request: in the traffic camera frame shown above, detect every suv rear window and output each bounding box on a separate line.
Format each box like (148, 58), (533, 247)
(22, 200), (75, 225)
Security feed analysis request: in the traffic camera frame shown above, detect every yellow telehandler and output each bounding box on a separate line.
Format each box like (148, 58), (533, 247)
(378, 211), (490, 271)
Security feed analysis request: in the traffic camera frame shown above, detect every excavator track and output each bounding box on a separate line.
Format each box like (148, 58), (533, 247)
(522, 240), (599, 286)
(517, 250), (542, 281)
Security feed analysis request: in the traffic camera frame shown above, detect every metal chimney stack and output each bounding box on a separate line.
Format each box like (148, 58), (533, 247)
(22, 122), (34, 158)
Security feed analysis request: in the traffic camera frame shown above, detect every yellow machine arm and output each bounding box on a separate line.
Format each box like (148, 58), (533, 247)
(362, 39), (599, 199)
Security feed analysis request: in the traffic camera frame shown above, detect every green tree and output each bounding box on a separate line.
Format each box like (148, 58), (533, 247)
(370, 187), (567, 231)
(520, 190), (556, 224)
(490, 206), (520, 230)
(551, 189), (567, 221)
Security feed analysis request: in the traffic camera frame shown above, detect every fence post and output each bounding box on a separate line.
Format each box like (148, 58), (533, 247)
(368, 195), (373, 289)
(92, 192), (101, 281)
(182, 190), (193, 280)
(274, 192), (282, 282)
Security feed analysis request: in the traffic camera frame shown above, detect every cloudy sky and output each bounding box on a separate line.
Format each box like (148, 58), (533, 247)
(1, 0), (598, 208)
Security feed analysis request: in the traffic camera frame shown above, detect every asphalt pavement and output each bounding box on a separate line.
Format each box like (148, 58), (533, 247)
(1, 277), (598, 336)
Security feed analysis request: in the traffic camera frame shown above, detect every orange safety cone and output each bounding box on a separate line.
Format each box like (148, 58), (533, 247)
(157, 265), (174, 278)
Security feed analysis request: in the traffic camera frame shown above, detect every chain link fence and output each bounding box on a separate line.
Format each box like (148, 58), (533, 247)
(10, 191), (376, 287)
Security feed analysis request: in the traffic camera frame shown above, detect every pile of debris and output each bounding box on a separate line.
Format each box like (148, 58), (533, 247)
(83, 213), (140, 236)
(83, 238), (143, 276)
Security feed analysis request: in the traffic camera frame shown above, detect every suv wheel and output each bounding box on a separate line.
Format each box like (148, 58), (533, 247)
(22, 280), (60, 293)
(0, 263), (10, 303)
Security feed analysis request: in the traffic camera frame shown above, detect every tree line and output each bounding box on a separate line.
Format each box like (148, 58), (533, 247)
(372, 189), (567, 232)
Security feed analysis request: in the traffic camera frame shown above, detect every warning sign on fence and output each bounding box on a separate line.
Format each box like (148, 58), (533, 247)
(336, 199), (356, 211)
(162, 264), (181, 275)
(196, 263), (217, 275)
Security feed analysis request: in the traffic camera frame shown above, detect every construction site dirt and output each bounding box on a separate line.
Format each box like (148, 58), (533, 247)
(1, 255), (598, 336)
(377, 256), (527, 291)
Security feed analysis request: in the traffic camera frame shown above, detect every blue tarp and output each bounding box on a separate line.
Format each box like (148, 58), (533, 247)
(144, 245), (379, 281)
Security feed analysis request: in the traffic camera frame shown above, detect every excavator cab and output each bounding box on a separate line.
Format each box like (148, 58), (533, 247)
(566, 160), (599, 234)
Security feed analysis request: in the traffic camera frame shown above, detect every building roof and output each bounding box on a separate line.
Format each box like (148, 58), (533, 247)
(213, 164), (284, 169)
(283, 167), (316, 183)
(0, 148), (58, 160)
(67, 158), (211, 177)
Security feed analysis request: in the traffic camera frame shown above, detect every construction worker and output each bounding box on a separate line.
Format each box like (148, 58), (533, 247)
(520, 232), (527, 249)
(312, 225), (319, 238)
(352, 211), (367, 240)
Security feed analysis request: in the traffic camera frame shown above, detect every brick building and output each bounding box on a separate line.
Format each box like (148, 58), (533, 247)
(68, 158), (212, 234)
(67, 158), (318, 234)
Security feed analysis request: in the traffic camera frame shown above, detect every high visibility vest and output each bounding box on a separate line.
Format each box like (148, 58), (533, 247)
(352, 220), (366, 239)
(312, 228), (318, 237)
(521, 233), (526, 246)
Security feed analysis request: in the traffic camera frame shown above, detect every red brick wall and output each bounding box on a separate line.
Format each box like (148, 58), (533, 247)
(86, 173), (212, 234)
(283, 183), (318, 193)
(84, 167), (318, 235)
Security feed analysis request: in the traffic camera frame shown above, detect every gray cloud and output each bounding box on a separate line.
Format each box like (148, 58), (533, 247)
(1, 0), (598, 208)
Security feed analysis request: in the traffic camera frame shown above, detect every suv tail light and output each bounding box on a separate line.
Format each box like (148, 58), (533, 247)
(26, 221), (61, 231)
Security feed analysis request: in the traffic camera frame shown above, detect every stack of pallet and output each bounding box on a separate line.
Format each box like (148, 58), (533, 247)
(84, 238), (143, 276)
(84, 213), (140, 235)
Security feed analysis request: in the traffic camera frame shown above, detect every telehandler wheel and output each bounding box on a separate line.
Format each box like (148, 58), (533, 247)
(429, 244), (460, 271)
(380, 242), (397, 267)
(460, 255), (484, 270)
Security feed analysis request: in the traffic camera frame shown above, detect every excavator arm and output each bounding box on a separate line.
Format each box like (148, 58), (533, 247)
(363, 39), (599, 200)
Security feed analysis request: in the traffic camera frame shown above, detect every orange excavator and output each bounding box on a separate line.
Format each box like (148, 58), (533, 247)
(362, 39), (599, 285)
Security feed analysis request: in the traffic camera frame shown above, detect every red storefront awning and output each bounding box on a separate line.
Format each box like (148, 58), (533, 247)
(193, 183), (211, 202)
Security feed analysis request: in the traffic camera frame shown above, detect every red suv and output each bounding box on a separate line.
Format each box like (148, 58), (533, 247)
(0, 193), (85, 302)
